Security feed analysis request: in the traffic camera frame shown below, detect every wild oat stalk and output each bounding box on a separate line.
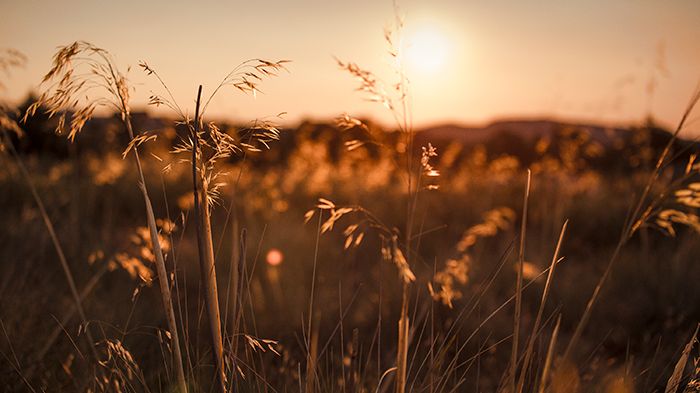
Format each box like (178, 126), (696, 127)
(142, 57), (288, 392)
(25, 41), (188, 392)
(336, 7), (428, 392)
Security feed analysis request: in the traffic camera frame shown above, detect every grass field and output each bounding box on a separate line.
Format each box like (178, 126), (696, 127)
(1, 12), (700, 393)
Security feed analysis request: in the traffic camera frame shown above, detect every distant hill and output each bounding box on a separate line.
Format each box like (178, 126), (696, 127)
(413, 118), (697, 171)
(416, 119), (628, 148)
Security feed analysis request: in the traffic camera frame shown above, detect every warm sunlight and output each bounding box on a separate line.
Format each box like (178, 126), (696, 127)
(404, 27), (450, 74)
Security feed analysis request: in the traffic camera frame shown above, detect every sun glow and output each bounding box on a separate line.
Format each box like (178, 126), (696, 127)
(404, 27), (450, 74)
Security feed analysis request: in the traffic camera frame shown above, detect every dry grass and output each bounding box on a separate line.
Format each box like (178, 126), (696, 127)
(1, 8), (700, 393)
(24, 41), (188, 392)
(141, 53), (288, 393)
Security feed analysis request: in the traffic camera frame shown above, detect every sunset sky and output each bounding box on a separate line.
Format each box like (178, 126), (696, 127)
(1, 0), (700, 131)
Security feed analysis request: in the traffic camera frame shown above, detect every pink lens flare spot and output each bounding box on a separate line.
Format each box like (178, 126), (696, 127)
(266, 248), (284, 267)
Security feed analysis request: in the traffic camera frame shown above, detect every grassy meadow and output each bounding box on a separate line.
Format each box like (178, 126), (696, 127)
(1, 20), (700, 393)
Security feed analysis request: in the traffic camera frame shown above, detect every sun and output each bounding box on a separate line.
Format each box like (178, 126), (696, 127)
(404, 27), (450, 74)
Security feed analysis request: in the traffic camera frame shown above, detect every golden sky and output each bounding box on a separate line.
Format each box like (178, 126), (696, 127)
(1, 0), (700, 130)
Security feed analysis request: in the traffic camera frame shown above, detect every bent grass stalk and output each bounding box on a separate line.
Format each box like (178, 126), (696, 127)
(26, 42), (188, 392)
(102, 58), (189, 393)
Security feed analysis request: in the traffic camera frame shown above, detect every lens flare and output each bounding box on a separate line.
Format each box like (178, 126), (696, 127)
(266, 248), (284, 266)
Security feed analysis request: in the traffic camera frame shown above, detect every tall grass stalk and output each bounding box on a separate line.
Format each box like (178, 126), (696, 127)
(305, 210), (323, 393)
(191, 85), (226, 393)
(395, 282), (410, 393)
(117, 79), (189, 393)
(517, 220), (568, 393)
(113, 63), (189, 393)
(394, 14), (414, 393)
(190, 85), (226, 393)
(508, 170), (531, 392)
(538, 316), (561, 393)
(230, 227), (246, 388)
(305, 320), (320, 393)
(26, 42), (188, 392)
(223, 207), (241, 384)
(335, 8), (418, 392)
